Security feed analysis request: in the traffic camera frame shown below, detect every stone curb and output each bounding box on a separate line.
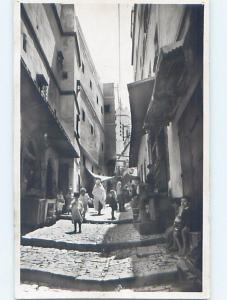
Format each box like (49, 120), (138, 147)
(21, 235), (165, 252)
(21, 267), (178, 291)
(59, 215), (135, 224)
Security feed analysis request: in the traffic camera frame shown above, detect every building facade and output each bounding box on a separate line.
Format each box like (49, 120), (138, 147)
(103, 83), (116, 176)
(20, 3), (81, 227)
(76, 18), (112, 194)
(115, 105), (131, 176)
(128, 4), (203, 232)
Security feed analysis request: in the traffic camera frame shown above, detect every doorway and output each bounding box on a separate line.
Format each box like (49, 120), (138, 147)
(46, 159), (54, 198)
(58, 163), (69, 195)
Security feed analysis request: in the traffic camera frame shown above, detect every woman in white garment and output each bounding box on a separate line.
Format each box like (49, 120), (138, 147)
(92, 179), (106, 215)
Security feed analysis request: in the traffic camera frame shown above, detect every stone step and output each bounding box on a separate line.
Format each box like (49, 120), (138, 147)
(20, 245), (178, 291)
(60, 214), (135, 224)
(21, 234), (165, 252)
(21, 220), (165, 252)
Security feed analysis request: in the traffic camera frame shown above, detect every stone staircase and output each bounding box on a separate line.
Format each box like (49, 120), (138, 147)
(20, 205), (200, 292)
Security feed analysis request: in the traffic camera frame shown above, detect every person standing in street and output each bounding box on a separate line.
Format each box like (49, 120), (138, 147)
(70, 192), (84, 233)
(65, 187), (74, 214)
(92, 179), (106, 215)
(145, 164), (157, 222)
(79, 187), (90, 220)
(107, 190), (118, 220)
(56, 190), (65, 216)
(116, 181), (124, 212)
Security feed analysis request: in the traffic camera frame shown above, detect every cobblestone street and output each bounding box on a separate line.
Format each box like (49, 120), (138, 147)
(20, 204), (184, 293)
(24, 204), (163, 250)
(20, 203), (203, 294)
(21, 244), (177, 282)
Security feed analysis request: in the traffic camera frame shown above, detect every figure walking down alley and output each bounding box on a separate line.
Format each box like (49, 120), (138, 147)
(92, 179), (106, 215)
(116, 181), (125, 212)
(107, 190), (118, 220)
(79, 188), (90, 220)
(70, 192), (84, 233)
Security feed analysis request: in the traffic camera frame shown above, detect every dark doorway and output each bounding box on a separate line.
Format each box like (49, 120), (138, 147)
(46, 160), (54, 198)
(58, 163), (69, 195)
(178, 83), (203, 231)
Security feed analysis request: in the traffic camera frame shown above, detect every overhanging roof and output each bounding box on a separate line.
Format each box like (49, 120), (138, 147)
(145, 40), (185, 129)
(21, 60), (79, 158)
(127, 77), (155, 167)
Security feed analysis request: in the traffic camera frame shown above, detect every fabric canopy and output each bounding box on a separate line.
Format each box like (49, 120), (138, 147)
(86, 168), (114, 182)
(127, 77), (155, 167)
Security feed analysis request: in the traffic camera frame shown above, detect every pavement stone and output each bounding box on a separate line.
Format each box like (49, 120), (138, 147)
(22, 219), (165, 251)
(20, 244), (178, 290)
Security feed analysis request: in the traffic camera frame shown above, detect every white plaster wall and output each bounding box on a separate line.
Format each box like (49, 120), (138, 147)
(137, 134), (149, 182)
(167, 122), (183, 197)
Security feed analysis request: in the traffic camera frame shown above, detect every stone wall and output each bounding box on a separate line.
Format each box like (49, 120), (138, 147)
(103, 83), (116, 175)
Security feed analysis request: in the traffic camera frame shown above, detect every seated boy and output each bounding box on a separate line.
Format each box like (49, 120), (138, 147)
(173, 197), (190, 256)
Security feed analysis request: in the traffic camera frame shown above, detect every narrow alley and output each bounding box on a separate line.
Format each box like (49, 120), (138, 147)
(18, 2), (205, 297)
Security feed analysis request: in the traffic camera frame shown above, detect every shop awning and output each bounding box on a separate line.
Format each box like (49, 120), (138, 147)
(127, 78), (155, 167)
(86, 167), (114, 182)
(144, 40), (185, 129)
(21, 60), (79, 158)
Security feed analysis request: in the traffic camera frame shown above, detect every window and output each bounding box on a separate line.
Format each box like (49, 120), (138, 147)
(76, 80), (81, 94)
(96, 96), (99, 104)
(104, 104), (110, 113)
(76, 115), (80, 138)
(82, 62), (85, 73)
(62, 71), (68, 79)
(23, 33), (27, 52)
(89, 80), (92, 89)
(82, 110), (85, 121)
(36, 74), (48, 100)
(57, 51), (64, 70)
(101, 106), (103, 114)
(90, 124), (94, 135)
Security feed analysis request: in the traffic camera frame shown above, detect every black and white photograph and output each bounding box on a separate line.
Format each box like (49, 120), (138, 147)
(15, 0), (209, 298)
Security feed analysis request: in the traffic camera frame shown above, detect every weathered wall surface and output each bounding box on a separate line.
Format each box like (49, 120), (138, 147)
(103, 83), (116, 174)
(76, 16), (106, 185)
(167, 122), (183, 197)
(133, 5), (185, 81)
(79, 89), (105, 167)
(21, 4), (78, 145)
(78, 26), (104, 126)
(21, 3), (81, 201)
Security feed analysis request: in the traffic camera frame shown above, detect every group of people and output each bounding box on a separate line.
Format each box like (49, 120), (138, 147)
(56, 187), (90, 233)
(56, 167), (192, 255)
(56, 178), (130, 234)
